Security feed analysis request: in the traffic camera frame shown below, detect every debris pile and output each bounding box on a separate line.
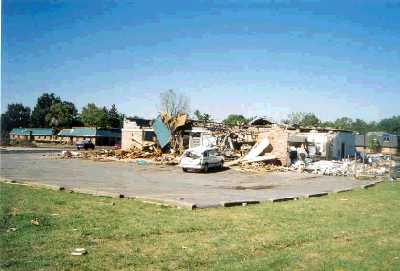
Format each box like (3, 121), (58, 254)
(113, 144), (162, 159)
(303, 160), (354, 176)
(236, 160), (285, 173)
(290, 157), (395, 178)
(61, 144), (180, 165)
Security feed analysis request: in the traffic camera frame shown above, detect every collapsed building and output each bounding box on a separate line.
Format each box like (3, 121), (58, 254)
(121, 117), (155, 150)
(120, 115), (356, 166)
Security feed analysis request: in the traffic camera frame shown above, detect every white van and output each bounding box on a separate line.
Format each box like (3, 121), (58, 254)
(180, 147), (224, 173)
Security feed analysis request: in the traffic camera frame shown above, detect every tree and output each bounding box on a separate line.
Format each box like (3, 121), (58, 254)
(223, 114), (248, 126)
(284, 112), (320, 127)
(193, 110), (212, 122)
(31, 93), (62, 127)
(45, 101), (79, 129)
(106, 104), (123, 128)
(333, 117), (354, 130)
(351, 119), (370, 134)
(160, 89), (189, 117)
(377, 115), (400, 135)
(301, 113), (321, 127)
(1, 103), (31, 143)
(80, 103), (107, 127)
(283, 112), (306, 126)
(320, 121), (335, 128)
(367, 135), (380, 153)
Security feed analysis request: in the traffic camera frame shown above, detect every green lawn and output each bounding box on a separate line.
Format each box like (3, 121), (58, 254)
(1, 181), (400, 271)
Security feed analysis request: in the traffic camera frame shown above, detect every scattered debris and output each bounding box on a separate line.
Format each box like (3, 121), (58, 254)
(6, 227), (17, 232)
(71, 248), (87, 256)
(289, 157), (395, 178)
(30, 219), (40, 226)
(58, 114), (396, 179)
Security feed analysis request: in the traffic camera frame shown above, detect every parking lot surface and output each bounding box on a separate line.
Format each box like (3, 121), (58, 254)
(1, 151), (380, 208)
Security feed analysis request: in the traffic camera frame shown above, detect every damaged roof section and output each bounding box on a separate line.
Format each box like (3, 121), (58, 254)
(152, 115), (171, 149)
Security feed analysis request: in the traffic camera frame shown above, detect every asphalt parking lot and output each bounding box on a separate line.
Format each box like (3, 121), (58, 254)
(0, 149), (381, 208)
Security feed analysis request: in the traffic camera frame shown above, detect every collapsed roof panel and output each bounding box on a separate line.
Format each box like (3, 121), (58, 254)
(152, 115), (171, 149)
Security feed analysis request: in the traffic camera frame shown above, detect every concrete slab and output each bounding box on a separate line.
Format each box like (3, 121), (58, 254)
(0, 152), (383, 209)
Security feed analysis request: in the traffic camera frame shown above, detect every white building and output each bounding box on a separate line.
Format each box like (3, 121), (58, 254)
(121, 117), (155, 150)
(300, 129), (355, 160)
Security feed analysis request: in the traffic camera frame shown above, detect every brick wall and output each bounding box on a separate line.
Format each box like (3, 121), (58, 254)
(257, 127), (289, 166)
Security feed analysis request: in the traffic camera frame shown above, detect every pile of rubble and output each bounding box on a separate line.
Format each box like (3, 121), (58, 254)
(113, 144), (162, 159)
(290, 157), (395, 178)
(61, 144), (180, 165)
(235, 161), (286, 173)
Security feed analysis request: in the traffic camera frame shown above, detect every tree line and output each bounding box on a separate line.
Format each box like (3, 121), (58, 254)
(2, 90), (399, 144)
(1, 93), (124, 142)
(215, 112), (399, 135)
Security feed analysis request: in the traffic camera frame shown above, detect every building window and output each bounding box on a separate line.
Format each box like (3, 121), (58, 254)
(383, 135), (391, 142)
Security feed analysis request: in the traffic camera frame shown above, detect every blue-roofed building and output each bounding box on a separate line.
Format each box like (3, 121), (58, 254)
(10, 128), (55, 142)
(58, 127), (121, 146)
(355, 132), (399, 155)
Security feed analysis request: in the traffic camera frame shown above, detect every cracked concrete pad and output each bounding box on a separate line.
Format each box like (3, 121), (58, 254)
(0, 151), (383, 209)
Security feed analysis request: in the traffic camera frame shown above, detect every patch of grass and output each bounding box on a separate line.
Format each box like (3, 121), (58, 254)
(1, 182), (400, 270)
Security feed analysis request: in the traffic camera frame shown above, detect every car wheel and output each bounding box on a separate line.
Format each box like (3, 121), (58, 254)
(182, 168), (188, 172)
(203, 164), (209, 173)
(77, 147), (80, 150)
(219, 162), (224, 169)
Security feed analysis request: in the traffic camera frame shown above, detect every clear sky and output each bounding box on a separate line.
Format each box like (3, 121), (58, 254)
(2, 0), (400, 122)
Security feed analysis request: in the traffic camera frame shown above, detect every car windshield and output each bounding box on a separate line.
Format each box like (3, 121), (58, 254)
(184, 151), (201, 159)
(79, 140), (90, 144)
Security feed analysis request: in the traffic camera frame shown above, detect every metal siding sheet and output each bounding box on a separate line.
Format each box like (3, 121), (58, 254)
(152, 115), (171, 148)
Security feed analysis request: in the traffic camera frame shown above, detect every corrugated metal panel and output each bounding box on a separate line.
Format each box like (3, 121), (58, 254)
(152, 115), (171, 148)
(355, 134), (365, 147)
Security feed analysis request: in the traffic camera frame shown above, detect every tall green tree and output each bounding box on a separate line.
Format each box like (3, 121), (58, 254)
(351, 119), (371, 134)
(223, 114), (248, 125)
(333, 117), (354, 130)
(1, 103), (31, 143)
(31, 93), (61, 127)
(377, 115), (400, 135)
(106, 104), (123, 128)
(283, 112), (305, 126)
(284, 112), (320, 127)
(80, 103), (107, 128)
(45, 101), (79, 129)
(301, 113), (321, 127)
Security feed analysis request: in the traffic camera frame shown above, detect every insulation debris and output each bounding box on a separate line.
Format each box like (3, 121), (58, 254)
(290, 157), (396, 177)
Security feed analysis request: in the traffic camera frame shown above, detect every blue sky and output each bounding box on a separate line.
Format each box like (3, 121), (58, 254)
(2, 0), (400, 122)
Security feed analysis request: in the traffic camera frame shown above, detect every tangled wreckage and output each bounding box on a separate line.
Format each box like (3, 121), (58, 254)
(62, 114), (397, 178)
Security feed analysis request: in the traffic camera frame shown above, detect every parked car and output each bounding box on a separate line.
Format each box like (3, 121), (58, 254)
(76, 140), (95, 150)
(180, 147), (224, 173)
